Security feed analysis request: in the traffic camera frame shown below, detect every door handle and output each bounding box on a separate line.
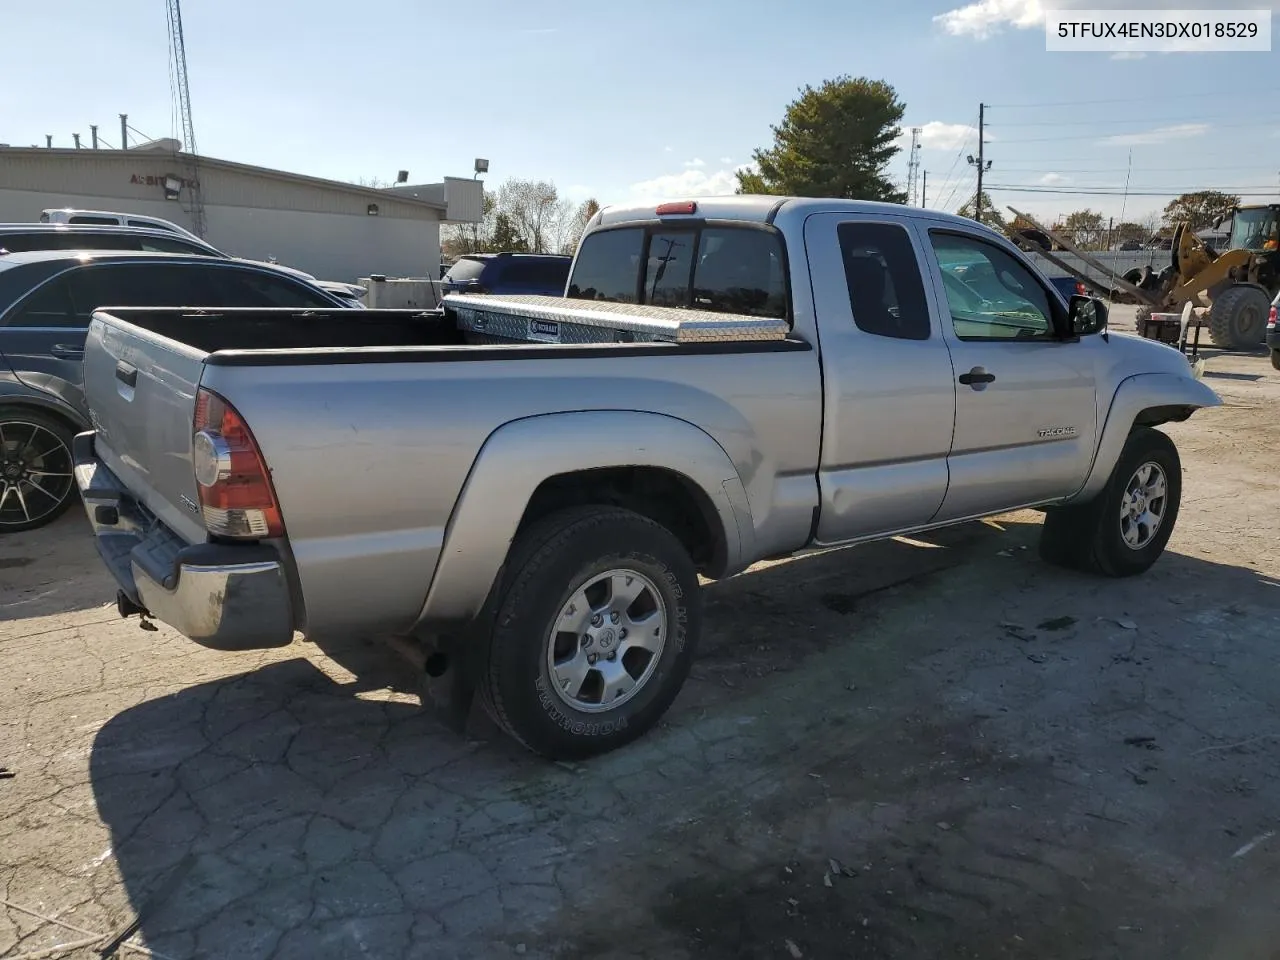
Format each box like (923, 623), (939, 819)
(50, 344), (85, 360)
(958, 367), (996, 388)
(115, 361), (138, 388)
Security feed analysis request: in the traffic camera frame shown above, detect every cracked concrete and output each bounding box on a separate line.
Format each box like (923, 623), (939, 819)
(2, 342), (1280, 958)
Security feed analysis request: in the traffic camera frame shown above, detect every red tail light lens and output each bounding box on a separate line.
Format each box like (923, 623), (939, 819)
(192, 387), (284, 538)
(1076, 282), (1086, 296)
(1268, 305), (1277, 330)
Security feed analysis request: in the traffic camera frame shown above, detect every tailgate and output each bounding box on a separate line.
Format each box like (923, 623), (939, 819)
(83, 311), (209, 544)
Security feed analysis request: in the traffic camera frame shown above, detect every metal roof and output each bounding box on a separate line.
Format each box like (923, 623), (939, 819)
(0, 147), (449, 213)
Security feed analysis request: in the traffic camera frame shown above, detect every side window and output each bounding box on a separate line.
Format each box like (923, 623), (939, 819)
(567, 228), (642, 303)
(930, 232), (1055, 341)
(197, 267), (337, 308)
(64, 264), (199, 320)
(68, 215), (120, 226)
(137, 236), (205, 254)
(837, 222), (931, 340)
(4, 278), (77, 327)
(644, 232), (696, 308)
(691, 228), (787, 319)
(129, 220), (176, 234)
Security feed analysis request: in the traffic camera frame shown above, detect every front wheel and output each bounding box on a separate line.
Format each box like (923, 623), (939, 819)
(1039, 427), (1182, 578)
(0, 410), (78, 534)
(1271, 350), (1280, 372)
(481, 506), (701, 760)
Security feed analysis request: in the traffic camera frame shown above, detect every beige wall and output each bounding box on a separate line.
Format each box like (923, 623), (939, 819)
(0, 149), (444, 282)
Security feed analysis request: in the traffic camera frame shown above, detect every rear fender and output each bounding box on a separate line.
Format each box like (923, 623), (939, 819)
(416, 410), (753, 626)
(0, 375), (88, 431)
(1065, 372), (1220, 504)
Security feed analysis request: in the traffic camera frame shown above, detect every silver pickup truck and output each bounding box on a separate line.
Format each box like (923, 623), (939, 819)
(72, 196), (1220, 759)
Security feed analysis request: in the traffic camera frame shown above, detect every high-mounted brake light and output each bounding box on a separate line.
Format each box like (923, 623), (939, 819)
(1075, 282), (1086, 296)
(656, 201), (697, 216)
(1268, 305), (1277, 331)
(192, 387), (284, 538)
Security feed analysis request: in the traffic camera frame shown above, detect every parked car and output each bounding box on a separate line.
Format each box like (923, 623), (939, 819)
(72, 196), (1219, 759)
(38, 209), (320, 284)
(1, 223), (224, 257)
(314, 280), (367, 308)
(0, 250), (349, 532)
(440, 253), (571, 297)
(40, 207), (205, 244)
(1266, 288), (1279, 370)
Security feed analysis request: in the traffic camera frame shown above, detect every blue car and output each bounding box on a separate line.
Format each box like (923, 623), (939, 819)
(441, 253), (572, 297)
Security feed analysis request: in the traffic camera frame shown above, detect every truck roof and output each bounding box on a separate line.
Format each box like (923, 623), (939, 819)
(595, 195), (997, 236)
(0, 249), (218, 273)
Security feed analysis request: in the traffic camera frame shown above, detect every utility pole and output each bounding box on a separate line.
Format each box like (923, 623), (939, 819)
(966, 103), (992, 224)
(922, 170), (928, 208)
(906, 127), (922, 206)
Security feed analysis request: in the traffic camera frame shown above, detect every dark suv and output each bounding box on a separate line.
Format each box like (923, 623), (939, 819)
(0, 250), (346, 532)
(440, 253), (571, 297)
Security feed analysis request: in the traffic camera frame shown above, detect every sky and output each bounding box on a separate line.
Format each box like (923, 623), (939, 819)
(3, 0), (1278, 227)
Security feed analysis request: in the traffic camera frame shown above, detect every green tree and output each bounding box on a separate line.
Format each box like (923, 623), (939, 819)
(736, 76), (906, 202)
(1112, 221), (1147, 247)
(1057, 209), (1106, 250)
(490, 212), (530, 252)
(957, 191), (1006, 232)
(1162, 190), (1240, 232)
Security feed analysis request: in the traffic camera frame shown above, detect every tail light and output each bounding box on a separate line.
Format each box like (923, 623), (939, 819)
(1268, 305), (1277, 330)
(192, 387), (284, 538)
(1076, 282), (1086, 296)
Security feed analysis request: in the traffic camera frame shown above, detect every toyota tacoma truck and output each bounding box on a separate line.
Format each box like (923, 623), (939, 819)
(72, 196), (1220, 760)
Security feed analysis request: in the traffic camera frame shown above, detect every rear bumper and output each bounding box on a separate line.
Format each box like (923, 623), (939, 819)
(1267, 328), (1279, 352)
(73, 431), (294, 650)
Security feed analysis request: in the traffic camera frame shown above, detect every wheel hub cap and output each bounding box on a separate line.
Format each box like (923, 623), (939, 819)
(546, 568), (668, 714)
(0, 421), (75, 528)
(1119, 460), (1168, 551)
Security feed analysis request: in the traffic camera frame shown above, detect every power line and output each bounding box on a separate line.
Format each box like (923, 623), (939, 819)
(933, 114), (978, 211)
(987, 89), (1280, 109)
(990, 113), (1265, 129)
(986, 184), (1280, 196)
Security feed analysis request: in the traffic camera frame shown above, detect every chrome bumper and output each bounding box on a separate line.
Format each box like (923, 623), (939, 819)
(73, 431), (294, 650)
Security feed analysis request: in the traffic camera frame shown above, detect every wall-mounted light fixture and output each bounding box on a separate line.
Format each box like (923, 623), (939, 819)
(367, 203), (379, 216)
(163, 175), (183, 200)
(473, 158), (489, 179)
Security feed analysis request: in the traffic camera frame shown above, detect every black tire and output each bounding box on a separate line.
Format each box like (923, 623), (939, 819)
(480, 505), (701, 760)
(1271, 349), (1280, 372)
(0, 408), (78, 534)
(1038, 427), (1181, 578)
(1208, 285), (1270, 349)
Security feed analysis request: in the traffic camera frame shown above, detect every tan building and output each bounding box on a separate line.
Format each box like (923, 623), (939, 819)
(0, 143), (483, 282)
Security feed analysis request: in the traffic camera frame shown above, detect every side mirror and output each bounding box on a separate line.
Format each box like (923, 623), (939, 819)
(1069, 294), (1108, 336)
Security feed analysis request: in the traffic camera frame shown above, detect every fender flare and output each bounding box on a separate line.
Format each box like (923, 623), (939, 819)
(416, 410), (754, 626)
(0, 385), (88, 432)
(1065, 371), (1220, 504)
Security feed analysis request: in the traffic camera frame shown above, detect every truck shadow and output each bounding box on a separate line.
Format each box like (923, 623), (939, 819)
(0, 511), (118, 621)
(86, 517), (1279, 958)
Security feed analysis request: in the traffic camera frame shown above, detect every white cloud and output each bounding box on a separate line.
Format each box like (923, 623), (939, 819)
(1037, 172), (1070, 185)
(663, 145), (673, 153)
(901, 120), (981, 151)
(1103, 122), (1209, 146)
(1110, 50), (1147, 60)
(627, 165), (751, 203)
(933, 0), (1044, 39)
(682, 158), (706, 168)
(719, 156), (734, 164)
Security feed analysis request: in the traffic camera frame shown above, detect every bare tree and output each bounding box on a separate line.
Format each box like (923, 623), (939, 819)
(500, 179), (570, 254)
(560, 198), (601, 254)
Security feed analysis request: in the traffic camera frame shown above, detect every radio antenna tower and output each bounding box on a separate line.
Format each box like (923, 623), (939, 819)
(906, 127), (922, 206)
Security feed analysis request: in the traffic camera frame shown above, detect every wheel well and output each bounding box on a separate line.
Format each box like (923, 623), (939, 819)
(0, 398), (84, 435)
(1133, 404), (1196, 428)
(518, 466), (726, 576)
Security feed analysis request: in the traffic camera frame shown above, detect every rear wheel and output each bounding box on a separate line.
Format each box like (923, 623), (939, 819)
(0, 410), (77, 534)
(481, 506), (701, 760)
(1271, 350), (1280, 372)
(1039, 427), (1181, 578)
(1208, 285), (1270, 349)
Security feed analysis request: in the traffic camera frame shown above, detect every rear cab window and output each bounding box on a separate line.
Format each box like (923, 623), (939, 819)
(443, 258), (488, 284)
(569, 223), (788, 319)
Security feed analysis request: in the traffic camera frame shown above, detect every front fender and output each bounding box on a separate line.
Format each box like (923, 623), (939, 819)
(416, 410), (754, 626)
(1066, 371), (1221, 504)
